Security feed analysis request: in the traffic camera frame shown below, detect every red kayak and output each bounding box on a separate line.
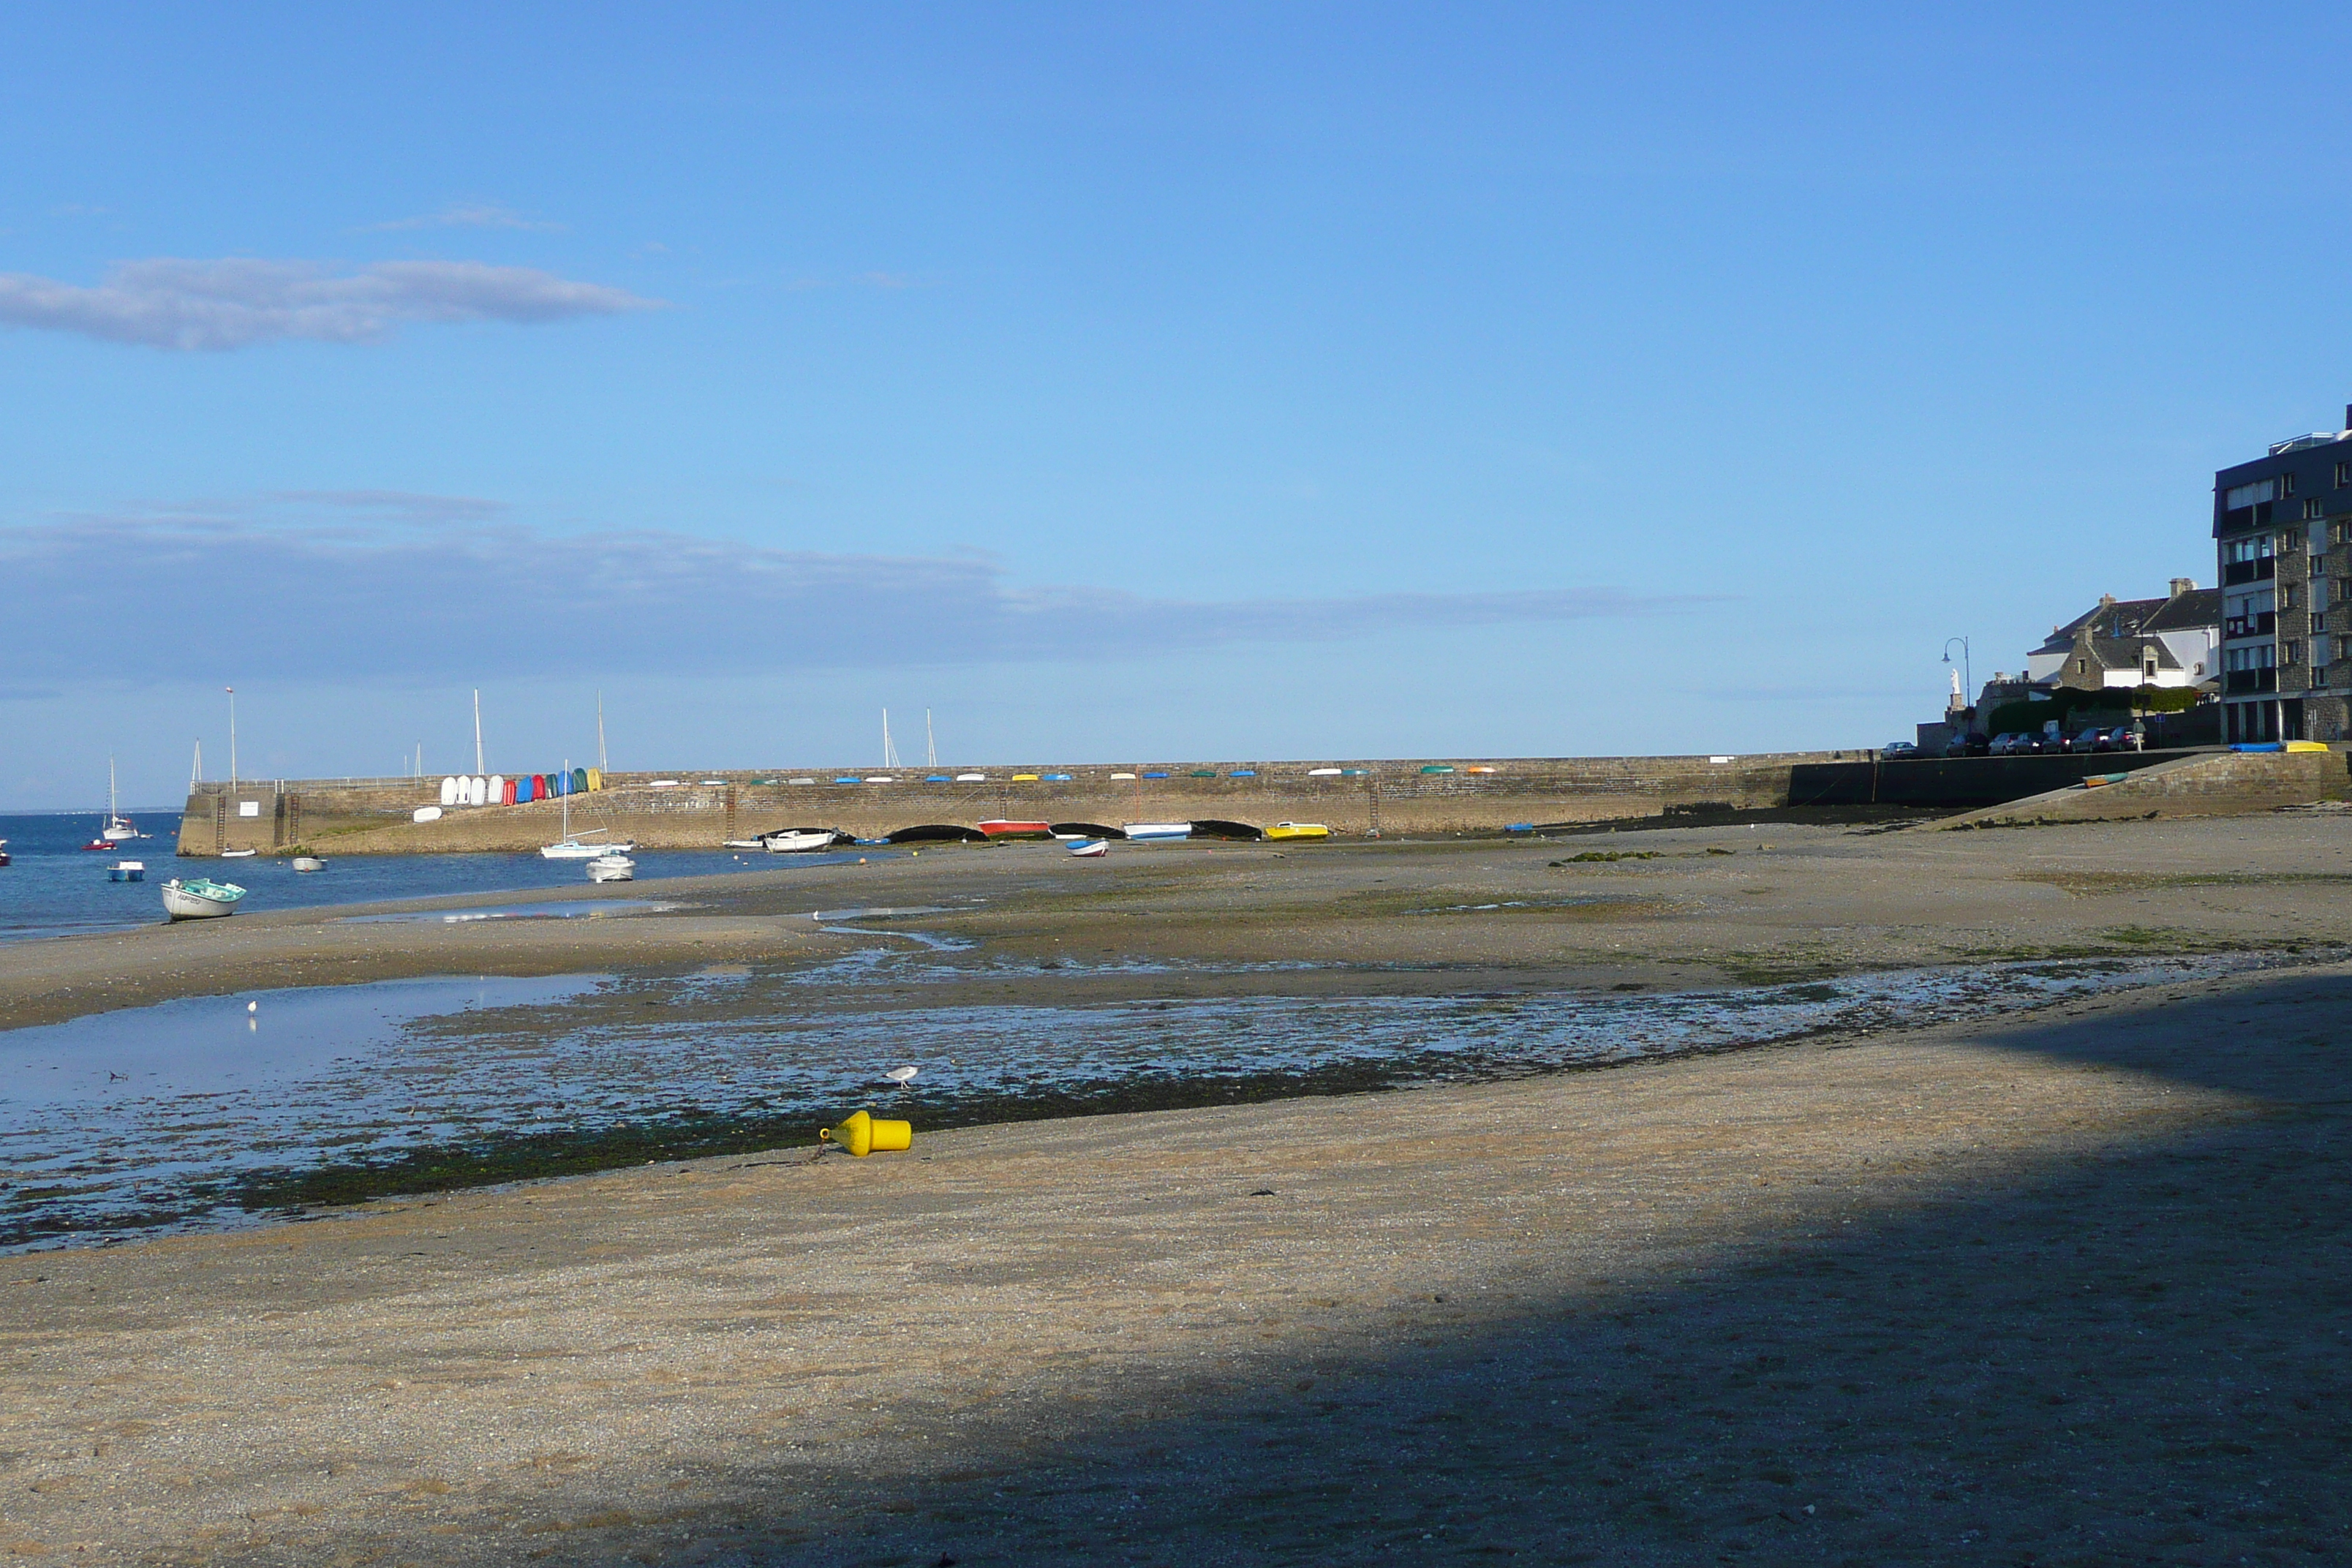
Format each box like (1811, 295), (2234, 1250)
(977, 819), (1052, 838)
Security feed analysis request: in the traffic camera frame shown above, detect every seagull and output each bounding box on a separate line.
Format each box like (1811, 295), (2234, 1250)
(883, 1066), (919, 1089)
(246, 1001), (257, 1014)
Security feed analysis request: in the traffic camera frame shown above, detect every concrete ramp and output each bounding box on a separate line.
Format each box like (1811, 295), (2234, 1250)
(1934, 750), (2344, 829)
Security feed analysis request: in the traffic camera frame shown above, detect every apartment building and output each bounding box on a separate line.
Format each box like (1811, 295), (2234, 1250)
(2213, 404), (2352, 742)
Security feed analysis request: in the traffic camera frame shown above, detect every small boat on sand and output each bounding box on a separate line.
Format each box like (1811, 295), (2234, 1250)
(585, 853), (636, 883)
(161, 877), (245, 919)
(978, 820), (1053, 839)
(1067, 838), (1109, 858)
(759, 829), (842, 853)
(1123, 821), (1191, 843)
(1265, 821), (1332, 842)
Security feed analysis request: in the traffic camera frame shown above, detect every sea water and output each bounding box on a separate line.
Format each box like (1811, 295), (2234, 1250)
(0, 812), (869, 941)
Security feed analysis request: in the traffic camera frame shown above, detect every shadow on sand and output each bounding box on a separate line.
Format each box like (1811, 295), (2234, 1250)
(532, 970), (2352, 1566)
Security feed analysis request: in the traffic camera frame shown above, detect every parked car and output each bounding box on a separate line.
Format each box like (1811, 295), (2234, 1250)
(1882, 741), (1920, 758)
(2065, 729), (2106, 753)
(1945, 732), (1990, 757)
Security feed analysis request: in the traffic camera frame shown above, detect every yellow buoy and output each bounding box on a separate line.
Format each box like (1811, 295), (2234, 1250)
(818, 1109), (913, 1157)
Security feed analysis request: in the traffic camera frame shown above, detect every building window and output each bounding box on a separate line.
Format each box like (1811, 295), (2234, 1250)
(2337, 460), (2350, 488)
(2284, 641), (2302, 666)
(2283, 472), (2298, 497)
(2307, 497), (2326, 519)
(2226, 479), (2278, 509)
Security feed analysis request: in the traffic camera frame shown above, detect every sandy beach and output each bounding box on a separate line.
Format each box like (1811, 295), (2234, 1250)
(3, 815), (2349, 1563)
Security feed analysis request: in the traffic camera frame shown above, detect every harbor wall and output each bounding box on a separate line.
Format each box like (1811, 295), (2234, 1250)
(1930, 750), (2348, 829)
(176, 746), (2335, 856)
(172, 752), (1847, 856)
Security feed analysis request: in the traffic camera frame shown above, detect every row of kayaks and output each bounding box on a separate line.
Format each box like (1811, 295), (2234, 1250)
(436, 769), (602, 809)
(993, 820), (1333, 843)
(726, 821), (1337, 851)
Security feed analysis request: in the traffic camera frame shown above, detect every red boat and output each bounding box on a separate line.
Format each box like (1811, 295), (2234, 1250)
(977, 819), (1053, 839)
(79, 837), (115, 851)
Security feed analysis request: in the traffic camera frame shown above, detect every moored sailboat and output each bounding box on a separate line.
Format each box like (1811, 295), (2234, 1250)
(540, 758), (635, 859)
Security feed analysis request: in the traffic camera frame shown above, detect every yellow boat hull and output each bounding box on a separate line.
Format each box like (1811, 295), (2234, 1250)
(1265, 821), (1331, 842)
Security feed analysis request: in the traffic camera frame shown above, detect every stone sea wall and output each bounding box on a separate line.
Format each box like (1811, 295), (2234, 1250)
(172, 752), (1848, 856)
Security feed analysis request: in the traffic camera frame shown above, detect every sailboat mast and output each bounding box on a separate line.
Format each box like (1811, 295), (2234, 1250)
(597, 692), (608, 773)
(473, 689), (484, 775)
(925, 709), (936, 769)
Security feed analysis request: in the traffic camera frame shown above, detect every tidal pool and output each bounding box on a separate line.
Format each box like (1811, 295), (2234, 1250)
(0, 949), (2293, 1249)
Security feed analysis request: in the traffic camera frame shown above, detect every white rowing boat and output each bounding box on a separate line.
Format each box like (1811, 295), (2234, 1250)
(760, 829), (840, 853)
(161, 877), (245, 919)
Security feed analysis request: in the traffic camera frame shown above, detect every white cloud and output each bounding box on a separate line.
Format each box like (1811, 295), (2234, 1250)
(0, 513), (1708, 684)
(363, 203), (565, 233)
(0, 258), (661, 350)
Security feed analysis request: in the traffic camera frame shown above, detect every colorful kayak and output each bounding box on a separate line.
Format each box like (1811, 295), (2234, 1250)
(1265, 821), (1332, 841)
(978, 820), (1053, 838)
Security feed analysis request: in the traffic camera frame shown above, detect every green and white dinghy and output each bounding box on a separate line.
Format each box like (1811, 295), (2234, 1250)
(160, 877), (246, 920)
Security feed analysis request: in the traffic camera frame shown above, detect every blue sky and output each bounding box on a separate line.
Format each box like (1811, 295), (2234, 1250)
(4, 4), (2350, 808)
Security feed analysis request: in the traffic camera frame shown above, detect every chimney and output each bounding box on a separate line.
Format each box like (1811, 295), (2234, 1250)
(2170, 576), (2195, 596)
(2344, 402), (2351, 431)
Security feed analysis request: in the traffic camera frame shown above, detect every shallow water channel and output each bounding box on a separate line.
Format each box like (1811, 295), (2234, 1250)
(0, 947), (2289, 1248)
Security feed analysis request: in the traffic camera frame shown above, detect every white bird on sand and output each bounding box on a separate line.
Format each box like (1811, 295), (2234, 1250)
(883, 1066), (919, 1089)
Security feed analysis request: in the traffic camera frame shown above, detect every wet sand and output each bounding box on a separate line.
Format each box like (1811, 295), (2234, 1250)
(3, 815), (2350, 1563)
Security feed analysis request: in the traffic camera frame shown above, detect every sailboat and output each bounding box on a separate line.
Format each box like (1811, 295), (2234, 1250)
(540, 759), (635, 859)
(83, 758), (143, 848)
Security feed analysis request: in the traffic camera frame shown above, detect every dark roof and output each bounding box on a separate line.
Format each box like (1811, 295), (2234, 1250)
(2031, 588), (2219, 655)
(2084, 637), (2182, 672)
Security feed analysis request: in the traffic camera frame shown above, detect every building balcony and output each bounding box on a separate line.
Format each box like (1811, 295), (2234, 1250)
(2224, 558), (2277, 585)
(2224, 613), (2277, 638)
(2225, 669), (2279, 694)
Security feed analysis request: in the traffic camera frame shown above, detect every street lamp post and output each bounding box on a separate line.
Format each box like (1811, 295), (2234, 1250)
(1941, 638), (1972, 717)
(226, 686), (237, 790)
